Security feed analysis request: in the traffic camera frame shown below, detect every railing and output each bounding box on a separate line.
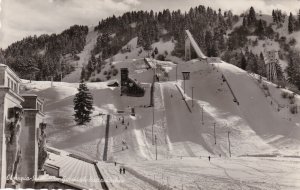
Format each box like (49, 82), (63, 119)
(174, 84), (192, 113)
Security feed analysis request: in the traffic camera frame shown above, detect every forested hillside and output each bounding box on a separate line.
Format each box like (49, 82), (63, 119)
(2, 25), (88, 80)
(81, 6), (239, 80)
(82, 6), (300, 91)
(2, 5), (300, 91)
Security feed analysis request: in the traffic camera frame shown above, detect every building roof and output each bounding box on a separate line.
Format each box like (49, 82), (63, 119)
(0, 63), (22, 82)
(41, 147), (104, 189)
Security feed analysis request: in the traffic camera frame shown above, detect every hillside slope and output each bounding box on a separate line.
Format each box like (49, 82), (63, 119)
(62, 28), (99, 82)
(21, 58), (300, 162)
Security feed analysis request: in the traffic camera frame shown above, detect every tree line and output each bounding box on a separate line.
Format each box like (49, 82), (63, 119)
(2, 25), (88, 81)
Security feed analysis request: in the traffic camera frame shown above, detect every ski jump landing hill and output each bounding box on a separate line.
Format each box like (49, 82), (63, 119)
(22, 29), (300, 165)
(185, 30), (238, 104)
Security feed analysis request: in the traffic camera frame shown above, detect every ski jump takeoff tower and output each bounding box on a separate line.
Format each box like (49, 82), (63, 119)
(185, 30), (207, 61)
(264, 50), (278, 83)
(120, 68), (145, 97)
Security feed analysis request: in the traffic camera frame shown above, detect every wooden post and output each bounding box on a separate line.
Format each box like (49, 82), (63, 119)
(176, 65), (178, 82)
(192, 87), (194, 107)
(202, 105), (204, 125)
(214, 123), (216, 145)
(228, 131), (231, 157)
(155, 135), (157, 160)
(103, 115), (110, 161)
(152, 105), (154, 145)
(183, 79), (186, 94)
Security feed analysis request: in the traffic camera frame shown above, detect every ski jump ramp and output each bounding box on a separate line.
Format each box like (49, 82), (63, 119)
(185, 30), (207, 60)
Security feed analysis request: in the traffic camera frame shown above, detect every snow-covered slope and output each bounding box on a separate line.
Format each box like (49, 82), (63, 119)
(21, 58), (300, 163)
(90, 37), (175, 82)
(62, 27), (99, 83)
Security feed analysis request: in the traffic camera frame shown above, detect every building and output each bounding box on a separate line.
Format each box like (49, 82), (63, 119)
(0, 64), (25, 188)
(120, 68), (145, 97)
(0, 64), (107, 189)
(0, 64), (49, 188)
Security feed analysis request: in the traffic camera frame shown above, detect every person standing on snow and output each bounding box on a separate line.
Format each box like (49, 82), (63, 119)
(208, 156), (211, 162)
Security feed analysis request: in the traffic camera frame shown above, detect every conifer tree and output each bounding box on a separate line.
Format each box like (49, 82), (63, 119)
(288, 13), (295, 34)
(80, 67), (86, 81)
(298, 9), (300, 27)
(258, 52), (266, 77)
(210, 41), (219, 57)
(256, 19), (265, 37)
(248, 7), (257, 26)
(73, 82), (94, 125)
(286, 51), (300, 89)
(241, 53), (247, 70)
(205, 31), (213, 56)
(272, 10), (276, 23)
(243, 16), (248, 27)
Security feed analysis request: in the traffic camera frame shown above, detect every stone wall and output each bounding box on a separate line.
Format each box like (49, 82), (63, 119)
(0, 69), (5, 86)
(0, 91), (6, 188)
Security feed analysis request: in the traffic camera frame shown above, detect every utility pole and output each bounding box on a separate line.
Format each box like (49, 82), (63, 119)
(51, 76), (53, 87)
(103, 114), (110, 161)
(228, 131), (231, 157)
(155, 135), (157, 160)
(152, 62), (155, 145)
(214, 123), (216, 145)
(201, 105), (204, 125)
(152, 104), (154, 145)
(191, 87), (194, 107)
(60, 59), (63, 82)
(176, 64), (178, 82)
(183, 78), (186, 94)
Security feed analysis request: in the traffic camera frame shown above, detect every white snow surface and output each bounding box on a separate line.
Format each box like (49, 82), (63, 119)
(21, 59), (300, 160)
(21, 52), (300, 189)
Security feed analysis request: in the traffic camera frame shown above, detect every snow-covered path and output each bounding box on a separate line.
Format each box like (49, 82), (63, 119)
(97, 162), (156, 190)
(129, 157), (300, 190)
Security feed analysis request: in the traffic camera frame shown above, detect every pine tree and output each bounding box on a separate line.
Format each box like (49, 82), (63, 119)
(205, 31), (213, 56)
(258, 52), (266, 77)
(298, 9), (300, 28)
(246, 52), (258, 73)
(241, 53), (247, 70)
(154, 47), (158, 55)
(272, 10), (276, 23)
(242, 16), (248, 27)
(248, 7), (256, 26)
(256, 19), (265, 37)
(73, 82), (94, 125)
(286, 51), (300, 89)
(210, 41), (219, 57)
(288, 12), (295, 34)
(80, 67), (86, 81)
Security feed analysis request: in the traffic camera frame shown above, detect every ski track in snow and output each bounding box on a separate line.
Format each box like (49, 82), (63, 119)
(22, 39), (300, 188)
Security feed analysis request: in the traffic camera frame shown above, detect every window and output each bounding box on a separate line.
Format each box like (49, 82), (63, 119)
(13, 83), (16, 92)
(7, 77), (10, 88)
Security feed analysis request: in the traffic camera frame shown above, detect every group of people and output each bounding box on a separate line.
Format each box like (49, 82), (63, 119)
(114, 162), (126, 174)
(115, 117), (130, 129)
(119, 167), (126, 174)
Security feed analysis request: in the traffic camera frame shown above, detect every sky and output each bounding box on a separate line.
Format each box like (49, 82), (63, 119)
(0, 0), (300, 49)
